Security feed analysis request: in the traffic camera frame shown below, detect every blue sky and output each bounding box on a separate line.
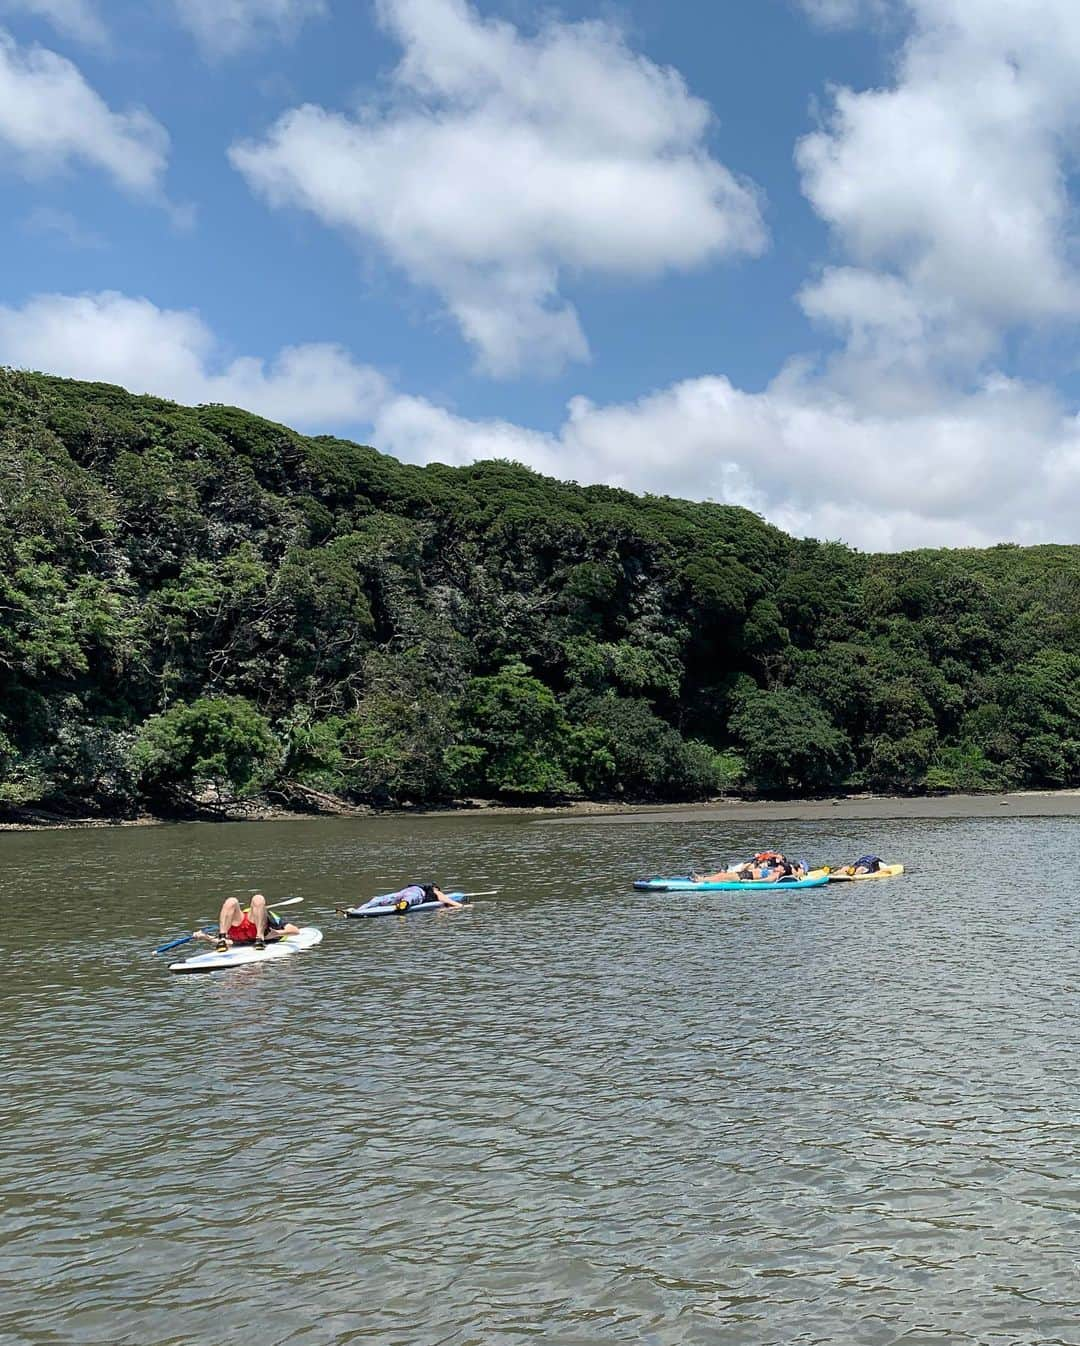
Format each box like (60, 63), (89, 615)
(1, 0), (1079, 549)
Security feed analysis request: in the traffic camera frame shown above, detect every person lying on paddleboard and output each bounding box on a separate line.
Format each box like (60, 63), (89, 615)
(838, 855), (882, 875)
(374, 883), (464, 911)
(192, 893), (301, 952)
(690, 861), (760, 882)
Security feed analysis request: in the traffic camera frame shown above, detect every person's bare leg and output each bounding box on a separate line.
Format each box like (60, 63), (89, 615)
(217, 898), (243, 937)
(249, 893), (268, 942)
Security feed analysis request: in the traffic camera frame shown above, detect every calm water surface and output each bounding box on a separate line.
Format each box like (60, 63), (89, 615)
(1, 813), (1078, 1345)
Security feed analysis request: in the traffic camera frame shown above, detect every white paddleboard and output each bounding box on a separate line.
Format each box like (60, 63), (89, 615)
(169, 926), (323, 974)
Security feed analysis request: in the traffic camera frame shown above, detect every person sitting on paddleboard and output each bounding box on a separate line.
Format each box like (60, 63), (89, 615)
(691, 852), (807, 883)
(750, 852), (810, 880)
(193, 893), (300, 953)
(379, 883), (463, 911)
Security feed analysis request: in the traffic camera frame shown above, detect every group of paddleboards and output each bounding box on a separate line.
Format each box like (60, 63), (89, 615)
(162, 851), (904, 974)
(634, 852), (905, 892)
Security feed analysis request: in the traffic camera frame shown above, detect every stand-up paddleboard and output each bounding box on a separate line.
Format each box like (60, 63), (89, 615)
(343, 892), (472, 918)
(633, 874), (829, 892)
(827, 863), (904, 882)
(169, 927), (323, 973)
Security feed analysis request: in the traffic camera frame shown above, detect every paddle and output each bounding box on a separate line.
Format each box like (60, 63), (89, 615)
(153, 896), (304, 954)
(154, 927), (214, 955)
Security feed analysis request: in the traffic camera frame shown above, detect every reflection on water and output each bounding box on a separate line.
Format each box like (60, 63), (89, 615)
(1, 814), (1078, 1344)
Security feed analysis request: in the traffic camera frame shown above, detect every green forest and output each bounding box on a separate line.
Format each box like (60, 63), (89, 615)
(1, 368), (1078, 817)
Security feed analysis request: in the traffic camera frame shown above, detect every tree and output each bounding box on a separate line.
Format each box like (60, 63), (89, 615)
(924, 745), (1007, 793)
(729, 688), (852, 793)
(285, 691), (462, 804)
(567, 691), (726, 798)
(131, 697), (280, 804)
(457, 663), (573, 798)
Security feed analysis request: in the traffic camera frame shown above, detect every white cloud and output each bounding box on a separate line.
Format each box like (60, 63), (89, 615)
(0, 291), (387, 427)
(796, 0), (1080, 372)
(796, 267), (1000, 413)
(230, 0), (765, 376)
(173, 0), (326, 56)
(0, 0), (105, 44)
(0, 28), (167, 192)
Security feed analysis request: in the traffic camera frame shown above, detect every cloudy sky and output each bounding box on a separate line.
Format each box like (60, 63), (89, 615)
(2, 0), (1079, 550)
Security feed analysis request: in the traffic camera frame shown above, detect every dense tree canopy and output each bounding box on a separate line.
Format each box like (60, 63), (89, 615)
(1, 368), (1077, 814)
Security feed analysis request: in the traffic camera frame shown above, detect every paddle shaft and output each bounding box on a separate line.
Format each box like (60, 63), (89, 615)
(154, 926), (216, 955)
(355, 887), (499, 901)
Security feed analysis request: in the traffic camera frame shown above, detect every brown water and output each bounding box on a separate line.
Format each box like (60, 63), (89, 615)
(1, 813), (1078, 1345)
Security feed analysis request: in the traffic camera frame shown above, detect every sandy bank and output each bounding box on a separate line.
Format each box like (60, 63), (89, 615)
(534, 791), (1080, 825)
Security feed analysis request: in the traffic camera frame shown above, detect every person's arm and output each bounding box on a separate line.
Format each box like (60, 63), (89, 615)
(433, 886), (464, 907)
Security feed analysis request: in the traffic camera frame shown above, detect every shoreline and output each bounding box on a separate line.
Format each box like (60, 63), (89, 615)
(4, 788), (1080, 832)
(534, 790), (1080, 824)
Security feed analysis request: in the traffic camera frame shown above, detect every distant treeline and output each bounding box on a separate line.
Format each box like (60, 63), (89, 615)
(1, 368), (1077, 816)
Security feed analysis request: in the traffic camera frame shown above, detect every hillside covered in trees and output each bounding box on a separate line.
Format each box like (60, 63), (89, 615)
(1, 369), (1078, 817)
